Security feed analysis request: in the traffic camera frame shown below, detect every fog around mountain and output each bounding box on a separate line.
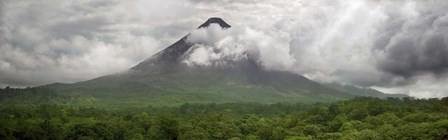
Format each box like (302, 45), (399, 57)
(1, 0), (448, 98)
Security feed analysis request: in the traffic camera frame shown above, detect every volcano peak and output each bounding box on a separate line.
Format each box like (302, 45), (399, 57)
(198, 17), (231, 29)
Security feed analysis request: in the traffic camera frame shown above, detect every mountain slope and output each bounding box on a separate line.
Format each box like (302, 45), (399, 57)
(325, 83), (408, 99)
(40, 17), (370, 107)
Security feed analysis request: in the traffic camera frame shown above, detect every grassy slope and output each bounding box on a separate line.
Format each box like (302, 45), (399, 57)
(40, 67), (353, 108)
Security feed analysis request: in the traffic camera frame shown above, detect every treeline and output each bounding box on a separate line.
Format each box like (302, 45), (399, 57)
(0, 87), (65, 104)
(1, 97), (448, 139)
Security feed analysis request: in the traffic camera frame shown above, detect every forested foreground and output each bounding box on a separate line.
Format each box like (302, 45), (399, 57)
(1, 97), (448, 140)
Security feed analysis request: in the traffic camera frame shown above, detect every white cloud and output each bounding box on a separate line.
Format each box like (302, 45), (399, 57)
(184, 24), (296, 70)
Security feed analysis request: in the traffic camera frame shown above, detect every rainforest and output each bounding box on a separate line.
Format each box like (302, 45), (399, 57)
(1, 87), (448, 140)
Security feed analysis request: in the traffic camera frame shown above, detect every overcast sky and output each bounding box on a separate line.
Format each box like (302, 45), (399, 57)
(1, 0), (448, 98)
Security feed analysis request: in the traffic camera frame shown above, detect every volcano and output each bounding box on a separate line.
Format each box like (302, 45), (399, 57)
(42, 18), (396, 107)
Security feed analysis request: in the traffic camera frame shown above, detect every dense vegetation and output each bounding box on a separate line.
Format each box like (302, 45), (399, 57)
(1, 96), (448, 140)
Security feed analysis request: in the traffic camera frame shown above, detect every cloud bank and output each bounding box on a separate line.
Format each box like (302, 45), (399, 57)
(184, 24), (295, 71)
(0, 0), (192, 86)
(1, 0), (448, 98)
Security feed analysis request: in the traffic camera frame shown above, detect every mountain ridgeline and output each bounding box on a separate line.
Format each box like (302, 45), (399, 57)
(4, 18), (405, 107)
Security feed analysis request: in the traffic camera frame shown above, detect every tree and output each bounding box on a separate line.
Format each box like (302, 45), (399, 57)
(178, 127), (211, 140)
(149, 116), (179, 140)
(39, 119), (64, 140)
(441, 97), (448, 107)
(271, 126), (286, 140)
(349, 108), (368, 120)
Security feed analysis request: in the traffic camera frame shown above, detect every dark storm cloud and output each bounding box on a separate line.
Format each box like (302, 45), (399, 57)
(374, 11), (448, 80)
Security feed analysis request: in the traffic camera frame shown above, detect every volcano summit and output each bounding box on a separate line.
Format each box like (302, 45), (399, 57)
(42, 18), (400, 107)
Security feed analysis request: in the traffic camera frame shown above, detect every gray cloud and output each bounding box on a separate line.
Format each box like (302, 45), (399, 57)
(185, 0), (448, 97)
(0, 0), (193, 87)
(375, 13), (448, 79)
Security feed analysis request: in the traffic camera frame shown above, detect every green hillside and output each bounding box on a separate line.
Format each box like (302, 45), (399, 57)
(37, 65), (352, 108)
(325, 83), (408, 99)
